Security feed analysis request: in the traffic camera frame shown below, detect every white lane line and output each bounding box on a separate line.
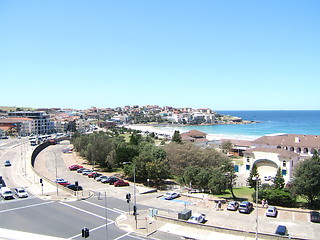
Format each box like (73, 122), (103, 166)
(0, 201), (54, 213)
(113, 208), (126, 214)
(114, 232), (131, 240)
(68, 222), (114, 239)
(59, 202), (111, 221)
(82, 200), (124, 214)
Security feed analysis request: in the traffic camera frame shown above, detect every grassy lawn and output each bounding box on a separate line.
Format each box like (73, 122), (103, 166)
(214, 187), (255, 201)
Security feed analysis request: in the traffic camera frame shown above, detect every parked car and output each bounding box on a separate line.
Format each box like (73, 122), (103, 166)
(238, 201), (253, 214)
(264, 176), (272, 181)
(310, 211), (320, 223)
(82, 170), (93, 175)
(53, 178), (68, 183)
(266, 206), (278, 217)
(101, 176), (119, 184)
(165, 192), (180, 200)
(58, 181), (71, 186)
(0, 187), (14, 200)
(114, 180), (130, 187)
(14, 187), (28, 198)
(227, 201), (239, 211)
(66, 184), (83, 191)
(275, 225), (288, 236)
(4, 160), (11, 167)
(77, 168), (87, 173)
(69, 164), (83, 171)
(187, 213), (206, 223)
(88, 172), (101, 178)
(96, 176), (108, 182)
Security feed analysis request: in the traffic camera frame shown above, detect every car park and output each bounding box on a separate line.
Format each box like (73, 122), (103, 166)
(66, 184), (83, 191)
(310, 211), (320, 223)
(14, 187), (28, 198)
(275, 225), (288, 236)
(114, 180), (129, 187)
(187, 213), (206, 223)
(0, 187), (14, 200)
(165, 192), (180, 200)
(266, 206), (278, 217)
(227, 201), (239, 211)
(238, 201), (253, 214)
(4, 160), (11, 167)
(69, 164), (83, 171)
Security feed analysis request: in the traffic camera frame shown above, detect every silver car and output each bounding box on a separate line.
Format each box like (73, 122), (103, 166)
(266, 206), (278, 217)
(164, 192), (180, 200)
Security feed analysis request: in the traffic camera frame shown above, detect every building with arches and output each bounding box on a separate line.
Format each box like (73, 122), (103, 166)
(242, 134), (320, 182)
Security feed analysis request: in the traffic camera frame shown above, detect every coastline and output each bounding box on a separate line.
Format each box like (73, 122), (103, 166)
(124, 124), (259, 141)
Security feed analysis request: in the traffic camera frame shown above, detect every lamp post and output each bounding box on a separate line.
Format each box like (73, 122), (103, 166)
(252, 176), (259, 240)
(123, 161), (137, 229)
(53, 152), (58, 196)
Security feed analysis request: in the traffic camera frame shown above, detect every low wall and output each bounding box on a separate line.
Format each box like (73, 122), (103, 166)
(30, 138), (75, 195)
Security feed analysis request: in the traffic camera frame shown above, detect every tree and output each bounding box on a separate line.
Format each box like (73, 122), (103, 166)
(247, 163), (260, 188)
(208, 168), (227, 194)
(291, 154), (320, 205)
(273, 167), (285, 190)
(171, 130), (182, 143)
(221, 140), (233, 154)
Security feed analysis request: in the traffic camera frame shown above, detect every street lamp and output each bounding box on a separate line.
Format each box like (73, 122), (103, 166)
(252, 176), (259, 240)
(123, 161), (137, 229)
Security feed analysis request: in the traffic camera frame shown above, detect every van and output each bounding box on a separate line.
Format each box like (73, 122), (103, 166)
(238, 201), (253, 214)
(0, 187), (14, 200)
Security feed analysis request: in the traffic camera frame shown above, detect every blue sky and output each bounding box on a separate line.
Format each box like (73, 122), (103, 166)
(1, 1), (319, 110)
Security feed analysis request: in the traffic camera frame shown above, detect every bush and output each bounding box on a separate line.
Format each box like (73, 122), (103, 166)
(253, 188), (296, 207)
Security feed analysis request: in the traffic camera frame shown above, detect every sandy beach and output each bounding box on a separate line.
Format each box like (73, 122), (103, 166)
(124, 124), (258, 141)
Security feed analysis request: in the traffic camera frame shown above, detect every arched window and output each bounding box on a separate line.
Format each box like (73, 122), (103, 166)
(277, 146), (281, 149)
(297, 147), (301, 153)
(311, 148), (315, 154)
(283, 161), (287, 167)
(303, 148), (308, 154)
(289, 146), (294, 152)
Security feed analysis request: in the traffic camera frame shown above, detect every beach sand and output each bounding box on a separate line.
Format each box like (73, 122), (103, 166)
(124, 124), (258, 141)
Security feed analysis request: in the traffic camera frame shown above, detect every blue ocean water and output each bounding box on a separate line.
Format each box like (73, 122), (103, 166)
(170, 110), (320, 139)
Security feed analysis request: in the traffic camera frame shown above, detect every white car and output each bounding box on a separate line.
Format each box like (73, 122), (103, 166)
(0, 187), (14, 200)
(164, 192), (180, 200)
(14, 187), (28, 198)
(266, 206), (278, 217)
(53, 178), (68, 183)
(82, 170), (93, 175)
(188, 213), (206, 223)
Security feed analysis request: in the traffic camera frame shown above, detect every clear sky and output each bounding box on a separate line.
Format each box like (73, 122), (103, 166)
(1, 1), (319, 110)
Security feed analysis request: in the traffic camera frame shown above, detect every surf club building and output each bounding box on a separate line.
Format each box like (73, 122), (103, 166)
(241, 134), (320, 183)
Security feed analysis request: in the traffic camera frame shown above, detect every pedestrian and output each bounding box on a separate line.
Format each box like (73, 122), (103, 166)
(262, 199), (265, 207)
(218, 201), (222, 210)
(265, 200), (268, 208)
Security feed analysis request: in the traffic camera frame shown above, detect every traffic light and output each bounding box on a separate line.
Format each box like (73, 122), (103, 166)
(133, 205), (137, 216)
(81, 227), (89, 238)
(40, 178), (43, 184)
(126, 193), (131, 203)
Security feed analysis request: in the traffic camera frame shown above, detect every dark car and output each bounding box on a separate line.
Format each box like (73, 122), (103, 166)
(77, 168), (87, 173)
(4, 160), (11, 167)
(66, 184), (83, 191)
(101, 176), (119, 184)
(238, 201), (253, 214)
(310, 211), (320, 223)
(275, 225), (288, 236)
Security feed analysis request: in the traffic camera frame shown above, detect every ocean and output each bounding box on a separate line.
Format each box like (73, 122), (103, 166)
(160, 110), (320, 140)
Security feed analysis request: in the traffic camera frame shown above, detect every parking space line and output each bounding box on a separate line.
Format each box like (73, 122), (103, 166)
(0, 201), (54, 213)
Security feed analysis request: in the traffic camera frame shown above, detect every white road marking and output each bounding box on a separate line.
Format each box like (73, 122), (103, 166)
(0, 201), (54, 213)
(82, 200), (124, 214)
(59, 202), (111, 221)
